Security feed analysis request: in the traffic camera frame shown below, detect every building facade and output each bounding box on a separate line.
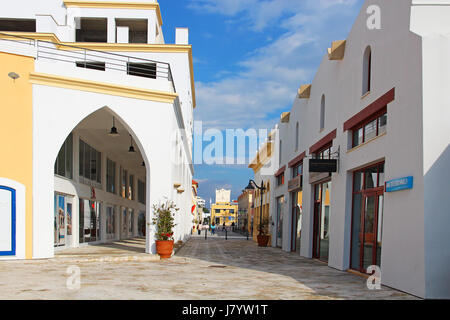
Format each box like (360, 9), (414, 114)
(252, 0), (450, 299)
(0, 0), (195, 260)
(237, 189), (254, 233)
(211, 189), (238, 227)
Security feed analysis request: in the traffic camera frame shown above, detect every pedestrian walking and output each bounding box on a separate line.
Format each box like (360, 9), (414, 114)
(211, 223), (216, 235)
(197, 224), (201, 235)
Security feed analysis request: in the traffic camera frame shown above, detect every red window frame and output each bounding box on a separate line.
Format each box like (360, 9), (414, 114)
(351, 107), (387, 148)
(277, 172), (285, 186)
(314, 143), (332, 160)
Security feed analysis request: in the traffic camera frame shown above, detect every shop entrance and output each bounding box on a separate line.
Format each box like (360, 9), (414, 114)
(350, 162), (385, 272)
(290, 192), (302, 253)
(312, 180), (331, 262)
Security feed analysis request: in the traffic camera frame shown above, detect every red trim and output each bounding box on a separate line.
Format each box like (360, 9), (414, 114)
(309, 129), (337, 154)
(274, 165), (286, 177)
(288, 151), (306, 168)
(343, 88), (395, 131)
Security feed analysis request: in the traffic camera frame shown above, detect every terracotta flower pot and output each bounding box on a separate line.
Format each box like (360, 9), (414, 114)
(156, 240), (174, 259)
(257, 235), (270, 247)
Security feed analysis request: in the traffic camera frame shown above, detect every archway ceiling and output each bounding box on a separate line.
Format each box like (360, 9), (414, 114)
(74, 108), (146, 176)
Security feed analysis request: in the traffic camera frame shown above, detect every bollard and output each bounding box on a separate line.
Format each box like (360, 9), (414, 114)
(225, 228), (227, 240)
(205, 228), (207, 240)
(247, 231), (249, 241)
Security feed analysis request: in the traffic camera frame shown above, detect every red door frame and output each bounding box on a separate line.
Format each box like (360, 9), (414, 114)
(349, 161), (385, 273)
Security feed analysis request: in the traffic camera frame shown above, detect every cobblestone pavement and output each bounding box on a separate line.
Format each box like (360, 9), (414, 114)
(0, 237), (416, 300)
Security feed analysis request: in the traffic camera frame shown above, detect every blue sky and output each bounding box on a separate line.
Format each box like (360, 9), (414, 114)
(160, 0), (364, 206)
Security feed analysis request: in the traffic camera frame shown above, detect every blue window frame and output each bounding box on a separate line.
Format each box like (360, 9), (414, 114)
(0, 186), (16, 256)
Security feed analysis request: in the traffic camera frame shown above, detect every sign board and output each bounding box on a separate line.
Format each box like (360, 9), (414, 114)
(309, 159), (338, 173)
(0, 186), (16, 256)
(288, 175), (302, 192)
(309, 172), (331, 184)
(385, 176), (414, 193)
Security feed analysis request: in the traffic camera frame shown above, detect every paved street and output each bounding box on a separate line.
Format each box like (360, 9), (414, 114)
(0, 237), (416, 300)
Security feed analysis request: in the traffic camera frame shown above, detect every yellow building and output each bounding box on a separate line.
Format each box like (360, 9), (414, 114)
(211, 203), (239, 227)
(248, 139), (273, 244)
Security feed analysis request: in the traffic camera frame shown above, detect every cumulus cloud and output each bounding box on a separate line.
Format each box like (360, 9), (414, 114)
(190, 0), (362, 130)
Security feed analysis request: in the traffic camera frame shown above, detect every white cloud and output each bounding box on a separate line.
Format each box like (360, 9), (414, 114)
(191, 0), (362, 130)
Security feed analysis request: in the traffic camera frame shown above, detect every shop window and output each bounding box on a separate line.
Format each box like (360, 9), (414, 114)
(76, 18), (107, 42)
(106, 159), (116, 194)
(76, 61), (106, 71)
(79, 139), (101, 185)
(0, 18), (36, 32)
(351, 110), (387, 148)
(127, 63), (157, 79)
(79, 199), (101, 243)
(362, 46), (372, 96)
(129, 175), (134, 200)
(138, 179), (146, 204)
(115, 18), (148, 44)
(121, 168), (128, 198)
(54, 133), (73, 179)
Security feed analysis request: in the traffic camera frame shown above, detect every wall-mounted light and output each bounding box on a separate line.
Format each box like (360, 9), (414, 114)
(108, 116), (120, 137)
(128, 135), (135, 153)
(8, 72), (20, 82)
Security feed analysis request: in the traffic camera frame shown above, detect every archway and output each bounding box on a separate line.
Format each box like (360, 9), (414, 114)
(52, 107), (149, 252)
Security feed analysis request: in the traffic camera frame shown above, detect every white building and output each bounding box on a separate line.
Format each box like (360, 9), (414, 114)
(254, 0), (450, 299)
(0, 1), (195, 260)
(215, 188), (231, 204)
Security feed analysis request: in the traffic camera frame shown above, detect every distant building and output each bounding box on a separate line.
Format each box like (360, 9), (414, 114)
(237, 189), (254, 234)
(215, 189), (231, 204)
(211, 189), (238, 226)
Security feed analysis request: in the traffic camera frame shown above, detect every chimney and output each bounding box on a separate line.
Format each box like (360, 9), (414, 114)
(175, 28), (189, 45)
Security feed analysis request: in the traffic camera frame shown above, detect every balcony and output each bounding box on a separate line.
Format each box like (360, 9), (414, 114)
(0, 31), (176, 93)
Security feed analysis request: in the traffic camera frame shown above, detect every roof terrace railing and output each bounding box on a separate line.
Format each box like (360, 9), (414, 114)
(0, 32), (176, 92)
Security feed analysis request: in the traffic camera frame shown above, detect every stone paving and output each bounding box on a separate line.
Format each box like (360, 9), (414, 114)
(0, 237), (417, 300)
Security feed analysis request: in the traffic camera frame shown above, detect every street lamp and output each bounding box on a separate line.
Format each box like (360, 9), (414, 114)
(245, 180), (266, 236)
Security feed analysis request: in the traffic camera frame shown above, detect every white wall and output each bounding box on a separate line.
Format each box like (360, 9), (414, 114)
(260, 0), (450, 298)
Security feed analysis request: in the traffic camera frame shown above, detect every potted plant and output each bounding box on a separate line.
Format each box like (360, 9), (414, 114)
(152, 200), (178, 259)
(257, 218), (270, 247)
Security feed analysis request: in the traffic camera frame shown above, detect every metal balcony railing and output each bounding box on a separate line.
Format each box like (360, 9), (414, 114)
(0, 32), (176, 92)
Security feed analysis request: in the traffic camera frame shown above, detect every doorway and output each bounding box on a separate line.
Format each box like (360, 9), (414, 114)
(312, 181), (331, 262)
(350, 162), (385, 272)
(290, 192), (302, 253)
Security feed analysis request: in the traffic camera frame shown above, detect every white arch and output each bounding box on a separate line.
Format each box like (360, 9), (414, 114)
(33, 86), (175, 258)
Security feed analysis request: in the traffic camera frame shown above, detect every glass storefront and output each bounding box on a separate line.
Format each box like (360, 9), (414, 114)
(350, 162), (384, 272)
(313, 181), (331, 262)
(79, 199), (101, 244)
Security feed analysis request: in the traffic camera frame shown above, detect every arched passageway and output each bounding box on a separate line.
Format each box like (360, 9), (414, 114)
(52, 107), (149, 252)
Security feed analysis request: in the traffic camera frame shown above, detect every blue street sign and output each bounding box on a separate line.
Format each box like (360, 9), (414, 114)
(385, 176), (414, 193)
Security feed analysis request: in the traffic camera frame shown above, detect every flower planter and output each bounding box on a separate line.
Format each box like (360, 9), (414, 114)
(156, 240), (174, 259)
(257, 235), (270, 247)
